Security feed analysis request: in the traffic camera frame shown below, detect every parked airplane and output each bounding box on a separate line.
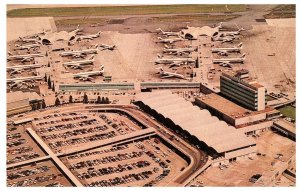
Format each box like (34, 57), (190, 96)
(212, 43), (243, 56)
(212, 35), (236, 43)
(212, 53), (246, 67)
(76, 31), (101, 41)
(59, 45), (99, 58)
(7, 76), (43, 88)
(155, 56), (196, 67)
(163, 45), (196, 55)
(14, 43), (40, 51)
(156, 28), (180, 37)
(63, 55), (95, 69)
(73, 65), (104, 81)
(157, 37), (183, 44)
(7, 64), (42, 74)
(18, 37), (41, 44)
(219, 28), (245, 37)
(99, 44), (116, 51)
(156, 66), (185, 79)
(7, 52), (44, 62)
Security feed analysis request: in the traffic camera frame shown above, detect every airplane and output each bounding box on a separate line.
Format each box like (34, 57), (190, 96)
(63, 55), (95, 69)
(156, 28), (180, 37)
(7, 76), (43, 88)
(7, 52), (44, 62)
(76, 31), (101, 41)
(212, 35), (236, 43)
(14, 43), (40, 51)
(212, 43), (243, 56)
(157, 37), (183, 44)
(163, 45), (196, 55)
(212, 53), (246, 67)
(59, 44), (99, 58)
(99, 44), (116, 51)
(156, 66), (185, 79)
(155, 56), (196, 67)
(219, 28), (245, 37)
(73, 65), (104, 81)
(7, 64), (42, 74)
(18, 37), (41, 44)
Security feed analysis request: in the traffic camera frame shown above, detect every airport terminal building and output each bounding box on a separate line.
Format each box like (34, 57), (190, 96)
(220, 71), (266, 111)
(134, 91), (256, 162)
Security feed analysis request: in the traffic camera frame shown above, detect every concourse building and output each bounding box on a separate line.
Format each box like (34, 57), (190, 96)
(134, 91), (256, 162)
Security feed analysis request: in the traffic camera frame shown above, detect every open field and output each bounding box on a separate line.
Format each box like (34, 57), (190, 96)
(7, 5), (246, 17)
(264, 4), (296, 19)
(241, 18), (295, 95)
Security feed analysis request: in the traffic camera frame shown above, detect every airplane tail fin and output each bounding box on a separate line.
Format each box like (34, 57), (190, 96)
(95, 44), (99, 48)
(8, 51), (12, 56)
(156, 66), (164, 72)
(97, 31), (102, 36)
(241, 53), (246, 58)
(218, 22), (223, 29)
(157, 53), (163, 59)
(157, 37), (162, 40)
(89, 55), (95, 60)
(156, 28), (163, 33)
(15, 44), (20, 47)
(164, 44), (169, 49)
(238, 42), (243, 48)
(99, 65), (104, 71)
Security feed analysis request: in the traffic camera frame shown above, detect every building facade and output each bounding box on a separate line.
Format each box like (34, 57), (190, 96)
(220, 72), (266, 111)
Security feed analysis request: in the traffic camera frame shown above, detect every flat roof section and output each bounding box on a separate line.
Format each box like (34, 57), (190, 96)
(197, 93), (251, 118)
(273, 119), (295, 135)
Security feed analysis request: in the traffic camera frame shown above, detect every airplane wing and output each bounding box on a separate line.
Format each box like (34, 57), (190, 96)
(217, 50), (228, 56)
(161, 74), (175, 78)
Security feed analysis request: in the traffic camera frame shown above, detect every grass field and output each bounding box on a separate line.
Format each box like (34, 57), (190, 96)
(7, 5), (246, 17)
(266, 95), (276, 102)
(264, 4), (295, 19)
(152, 14), (240, 23)
(278, 105), (296, 120)
(55, 18), (108, 27)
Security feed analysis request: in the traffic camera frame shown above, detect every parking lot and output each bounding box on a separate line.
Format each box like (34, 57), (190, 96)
(32, 111), (144, 153)
(7, 160), (72, 187)
(7, 122), (45, 165)
(60, 136), (188, 186)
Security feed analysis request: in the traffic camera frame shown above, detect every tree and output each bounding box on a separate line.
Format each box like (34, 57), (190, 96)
(47, 76), (51, 89)
(105, 97), (110, 104)
(101, 97), (105, 104)
(69, 95), (73, 103)
(44, 73), (47, 82)
(32, 103), (37, 110)
(97, 96), (101, 104)
(83, 93), (88, 104)
(37, 102), (42, 109)
(55, 97), (60, 106)
(42, 100), (46, 108)
(52, 82), (55, 91)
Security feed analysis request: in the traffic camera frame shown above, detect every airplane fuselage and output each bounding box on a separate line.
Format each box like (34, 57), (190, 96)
(156, 57), (196, 64)
(7, 54), (44, 61)
(60, 49), (98, 57)
(212, 58), (245, 63)
(163, 48), (195, 54)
